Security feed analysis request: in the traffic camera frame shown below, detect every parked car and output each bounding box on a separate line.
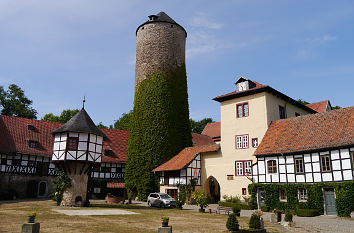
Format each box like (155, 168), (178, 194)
(0, 189), (17, 200)
(147, 193), (176, 208)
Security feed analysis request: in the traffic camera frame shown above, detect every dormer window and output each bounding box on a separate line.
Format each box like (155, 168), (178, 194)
(238, 81), (248, 91)
(148, 15), (158, 21)
(28, 141), (38, 148)
(27, 138), (38, 148)
(27, 124), (36, 131)
(67, 137), (79, 150)
(235, 77), (256, 92)
(104, 149), (115, 157)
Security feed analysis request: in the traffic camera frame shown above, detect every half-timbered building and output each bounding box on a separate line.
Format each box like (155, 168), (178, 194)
(251, 107), (354, 214)
(0, 114), (128, 199)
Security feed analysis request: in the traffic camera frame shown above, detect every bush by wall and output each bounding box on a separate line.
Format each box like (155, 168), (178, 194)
(218, 201), (252, 210)
(125, 64), (192, 201)
(248, 181), (354, 217)
(295, 209), (320, 217)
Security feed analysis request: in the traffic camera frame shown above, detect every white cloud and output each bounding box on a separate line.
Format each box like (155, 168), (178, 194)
(186, 31), (233, 58)
(305, 34), (337, 44)
(189, 12), (222, 30)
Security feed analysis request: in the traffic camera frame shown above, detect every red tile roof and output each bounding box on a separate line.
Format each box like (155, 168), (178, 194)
(0, 115), (128, 163)
(152, 144), (220, 172)
(213, 80), (316, 114)
(213, 80), (265, 101)
(192, 132), (215, 146)
(202, 122), (220, 139)
(254, 107), (354, 156)
(306, 100), (330, 113)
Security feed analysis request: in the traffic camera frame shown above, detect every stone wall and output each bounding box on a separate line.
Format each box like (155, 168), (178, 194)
(60, 162), (89, 207)
(135, 22), (186, 88)
(0, 174), (55, 198)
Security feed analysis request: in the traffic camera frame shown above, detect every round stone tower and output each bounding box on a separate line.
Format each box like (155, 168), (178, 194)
(135, 11), (187, 88)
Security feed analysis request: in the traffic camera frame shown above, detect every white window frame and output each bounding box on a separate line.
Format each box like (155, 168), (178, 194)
(298, 188), (307, 202)
(236, 135), (249, 149)
(235, 160), (252, 176)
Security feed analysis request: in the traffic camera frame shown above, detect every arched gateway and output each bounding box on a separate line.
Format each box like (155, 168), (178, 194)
(205, 176), (220, 203)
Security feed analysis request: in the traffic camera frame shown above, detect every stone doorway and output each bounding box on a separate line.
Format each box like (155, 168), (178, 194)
(37, 181), (48, 197)
(205, 176), (220, 203)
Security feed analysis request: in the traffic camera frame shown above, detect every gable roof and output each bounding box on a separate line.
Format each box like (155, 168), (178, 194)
(306, 100), (331, 113)
(254, 106), (354, 156)
(202, 122), (221, 139)
(52, 108), (106, 137)
(213, 79), (317, 114)
(152, 144), (220, 172)
(0, 115), (127, 163)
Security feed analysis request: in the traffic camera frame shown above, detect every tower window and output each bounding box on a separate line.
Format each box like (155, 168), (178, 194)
(279, 105), (286, 119)
(236, 102), (249, 118)
(236, 135), (249, 149)
(67, 137), (79, 150)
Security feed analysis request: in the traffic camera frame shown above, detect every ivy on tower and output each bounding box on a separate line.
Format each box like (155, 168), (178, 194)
(126, 12), (192, 200)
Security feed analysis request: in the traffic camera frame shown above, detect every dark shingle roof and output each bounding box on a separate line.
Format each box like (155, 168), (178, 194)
(52, 108), (106, 137)
(254, 106), (354, 156)
(136, 11), (187, 36)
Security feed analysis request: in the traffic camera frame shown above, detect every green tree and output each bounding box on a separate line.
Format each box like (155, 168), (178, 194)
(190, 118), (214, 134)
(96, 122), (113, 129)
(126, 64), (192, 201)
(297, 99), (310, 105)
(332, 105), (341, 110)
(0, 84), (37, 119)
(42, 109), (79, 123)
(114, 110), (133, 130)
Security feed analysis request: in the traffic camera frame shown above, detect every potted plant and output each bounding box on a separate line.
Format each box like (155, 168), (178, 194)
(27, 211), (37, 223)
(254, 210), (264, 229)
(161, 216), (169, 227)
(193, 190), (208, 212)
(232, 204), (241, 217)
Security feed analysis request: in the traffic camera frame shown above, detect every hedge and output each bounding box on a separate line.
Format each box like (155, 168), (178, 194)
(218, 201), (252, 210)
(295, 209), (320, 217)
(125, 64), (192, 201)
(248, 181), (354, 217)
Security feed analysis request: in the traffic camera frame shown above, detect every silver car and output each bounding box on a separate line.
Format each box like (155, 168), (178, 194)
(147, 193), (176, 208)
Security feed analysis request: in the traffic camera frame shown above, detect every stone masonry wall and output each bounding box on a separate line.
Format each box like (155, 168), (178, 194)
(0, 174), (55, 198)
(61, 163), (89, 207)
(135, 22), (186, 88)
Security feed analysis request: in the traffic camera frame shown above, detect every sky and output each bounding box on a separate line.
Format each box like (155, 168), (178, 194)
(0, 0), (353, 126)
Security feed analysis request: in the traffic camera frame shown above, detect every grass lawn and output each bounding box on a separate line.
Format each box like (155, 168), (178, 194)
(0, 200), (280, 233)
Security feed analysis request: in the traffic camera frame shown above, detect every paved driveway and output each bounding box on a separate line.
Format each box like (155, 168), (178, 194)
(136, 201), (354, 233)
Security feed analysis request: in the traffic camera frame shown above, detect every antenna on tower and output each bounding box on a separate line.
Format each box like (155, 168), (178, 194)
(82, 96), (86, 109)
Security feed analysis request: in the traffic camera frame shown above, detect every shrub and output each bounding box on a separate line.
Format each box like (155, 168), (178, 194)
(260, 206), (269, 212)
(232, 204), (241, 214)
(219, 201), (252, 210)
(249, 213), (261, 229)
(295, 209), (320, 217)
(175, 184), (187, 209)
(285, 212), (293, 222)
(226, 213), (239, 231)
(223, 194), (241, 204)
(52, 170), (71, 206)
(193, 190), (208, 210)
